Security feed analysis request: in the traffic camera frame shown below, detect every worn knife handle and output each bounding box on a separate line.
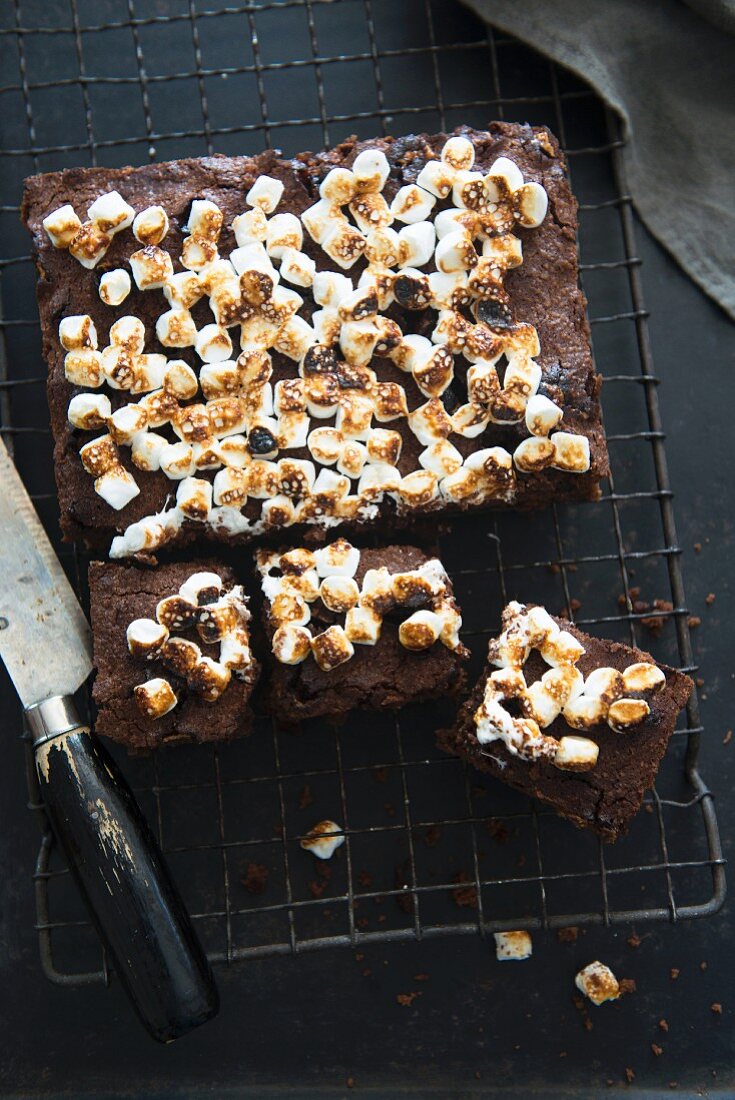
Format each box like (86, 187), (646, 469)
(27, 696), (219, 1043)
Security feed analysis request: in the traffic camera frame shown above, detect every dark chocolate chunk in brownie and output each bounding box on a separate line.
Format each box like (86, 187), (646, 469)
(438, 603), (693, 840)
(22, 124), (607, 556)
(256, 541), (468, 723)
(89, 560), (259, 751)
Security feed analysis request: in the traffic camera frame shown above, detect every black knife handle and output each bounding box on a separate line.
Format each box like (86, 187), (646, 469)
(28, 697), (219, 1043)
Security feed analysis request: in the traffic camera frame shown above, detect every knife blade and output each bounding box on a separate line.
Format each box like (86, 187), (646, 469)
(0, 436), (92, 706)
(0, 434), (218, 1041)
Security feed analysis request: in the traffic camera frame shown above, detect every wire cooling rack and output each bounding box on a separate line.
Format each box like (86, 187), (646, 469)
(0, 0), (725, 987)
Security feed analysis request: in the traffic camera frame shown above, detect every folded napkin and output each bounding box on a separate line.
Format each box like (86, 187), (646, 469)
(462, 0), (735, 320)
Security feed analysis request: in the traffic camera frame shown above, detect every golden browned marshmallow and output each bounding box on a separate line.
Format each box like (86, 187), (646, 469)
(310, 624), (354, 671)
(42, 204), (82, 248)
(129, 245), (174, 290)
(551, 431), (591, 473)
(59, 314), (98, 352)
(79, 433), (119, 477)
(344, 605), (382, 645)
(133, 205), (169, 245)
(319, 576), (360, 614)
(494, 930), (533, 961)
(64, 349), (103, 388)
(575, 962), (620, 1005)
(187, 656), (231, 701)
(156, 594), (199, 631)
(134, 678), (178, 720)
(163, 360), (199, 400)
(272, 623), (312, 665)
(176, 476), (213, 521)
(196, 601), (240, 644)
(300, 820), (345, 860)
(321, 221), (367, 269)
(155, 308), (197, 348)
(107, 403), (149, 446)
(396, 470), (439, 508)
(68, 221), (112, 268)
(161, 636), (201, 676)
(607, 698), (650, 731)
(67, 393), (112, 430)
(399, 609), (442, 651)
(212, 465), (248, 507)
(126, 618), (169, 660)
(513, 437), (556, 473)
(621, 662), (666, 693)
(181, 234), (218, 271)
(554, 735), (600, 771)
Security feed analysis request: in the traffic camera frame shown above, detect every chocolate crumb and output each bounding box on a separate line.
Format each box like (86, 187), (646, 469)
(659, 1018), (669, 1032)
(355, 952), (364, 961)
(346, 1076), (355, 1089)
(486, 818), (509, 842)
(694, 542), (702, 552)
(641, 599), (673, 635)
(723, 729), (732, 746)
(627, 933), (641, 948)
(357, 917), (369, 929)
(373, 766), (389, 783)
(298, 784), (313, 810)
(240, 862), (269, 895)
(619, 978), (637, 995)
(687, 615), (701, 629)
(625, 1068), (635, 1083)
(423, 825), (441, 847)
(384, 801), (396, 817)
(557, 926), (579, 943)
(414, 973), (430, 981)
(452, 871), (478, 909)
(705, 592), (715, 605)
(584, 1018), (594, 1032)
(357, 869), (373, 889)
(396, 991), (421, 1007)
(670, 968), (680, 979)
(362, 968), (372, 976)
(651, 1043), (663, 1056)
(711, 1002), (722, 1014)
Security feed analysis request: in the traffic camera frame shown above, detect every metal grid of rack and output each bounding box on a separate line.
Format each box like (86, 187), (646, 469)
(0, 0), (724, 987)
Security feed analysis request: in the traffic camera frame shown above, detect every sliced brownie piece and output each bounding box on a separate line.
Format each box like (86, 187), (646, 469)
(22, 123), (607, 557)
(255, 539), (468, 722)
(89, 560), (259, 751)
(438, 601), (693, 840)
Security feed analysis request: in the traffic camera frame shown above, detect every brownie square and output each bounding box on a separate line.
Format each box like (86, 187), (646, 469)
(89, 560), (259, 751)
(22, 123), (607, 557)
(438, 602), (693, 840)
(255, 540), (468, 722)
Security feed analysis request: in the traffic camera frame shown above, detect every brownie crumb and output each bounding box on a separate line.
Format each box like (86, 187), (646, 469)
(651, 1043), (663, 1057)
(298, 784), (313, 810)
(723, 729), (732, 746)
(625, 1068), (635, 1084)
(687, 615), (701, 629)
(396, 991), (421, 1007)
(619, 978), (637, 996)
(557, 926), (579, 943)
(355, 952), (364, 961)
(694, 542), (702, 552)
(486, 818), (509, 842)
(452, 871), (478, 909)
(627, 933), (642, 948)
(373, 766), (389, 783)
(346, 1076), (356, 1089)
(640, 599), (673, 635)
(423, 825), (441, 848)
(670, 968), (680, 979)
(308, 863), (332, 899)
(362, 967), (372, 976)
(414, 973), (430, 981)
(357, 869), (373, 889)
(705, 592), (716, 605)
(659, 1018), (669, 1032)
(240, 862), (269, 895)
(711, 1002), (723, 1014)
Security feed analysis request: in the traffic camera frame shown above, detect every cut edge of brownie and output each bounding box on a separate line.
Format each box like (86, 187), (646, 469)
(22, 123), (608, 555)
(89, 559), (260, 752)
(438, 612), (693, 841)
(259, 543), (468, 724)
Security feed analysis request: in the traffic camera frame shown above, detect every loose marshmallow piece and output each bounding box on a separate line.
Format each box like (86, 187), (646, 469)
(87, 191), (135, 235)
(246, 175), (284, 214)
(186, 199), (223, 241)
(43, 204), (82, 249)
(132, 205), (169, 246)
(99, 269), (131, 307)
(494, 931), (533, 961)
(300, 820), (345, 860)
(134, 677), (178, 720)
(551, 431), (591, 473)
(127, 618), (169, 659)
(514, 182), (548, 228)
(575, 962), (620, 1005)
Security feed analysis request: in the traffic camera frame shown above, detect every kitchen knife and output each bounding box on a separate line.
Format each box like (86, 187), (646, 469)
(0, 436), (219, 1042)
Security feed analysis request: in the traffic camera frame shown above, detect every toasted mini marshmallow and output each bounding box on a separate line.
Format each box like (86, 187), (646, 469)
(300, 820), (346, 860)
(622, 662), (665, 693)
(435, 229), (477, 273)
(525, 393), (563, 437)
(311, 271), (352, 311)
(607, 698), (650, 730)
(216, 434), (250, 469)
(441, 135), (475, 171)
(316, 167), (354, 206)
(554, 735), (599, 771)
(163, 270), (203, 311)
(372, 381), (409, 422)
(321, 221), (367, 269)
(177, 571), (223, 607)
(487, 155), (524, 194)
(277, 247), (315, 289)
(357, 462), (401, 497)
(42, 204), (82, 249)
(313, 538), (360, 578)
(108, 402), (148, 445)
(348, 190), (392, 233)
(245, 175), (284, 214)
(87, 191), (134, 236)
(95, 466), (140, 510)
(95, 269), (130, 310)
(396, 469), (439, 509)
(352, 148), (390, 193)
(305, 426), (342, 466)
(494, 930), (532, 961)
(332, 439), (364, 479)
(270, 623), (310, 665)
(364, 428), (401, 467)
(416, 158), (456, 199)
(339, 319), (379, 370)
(159, 441), (196, 480)
(59, 314), (98, 353)
(130, 352), (168, 392)
(211, 465), (246, 507)
(342, 605), (380, 645)
(127, 617), (169, 659)
(575, 961), (620, 1005)
(175, 476), (213, 521)
(129, 245), (174, 290)
(134, 677), (177, 719)
(195, 323), (232, 363)
(418, 439), (463, 479)
(409, 398), (453, 446)
(413, 345), (454, 398)
(155, 308), (197, 348)
(67, 392), (111, 430)
(162, 359), (199, 401)
(513, 436), (555, 473)
(514, 181), (548, 228)
(319, 575), (360, 614)
(301, 198), (346, 246)
(130, 202), (169, 244)
(551, 431), (591, 473)
(181, 234), (218, 271)
(131, 430), (168, 472)
(396, 220), (435, 268)
(68, 221), (112, 268)
(79, 434), (118, 476)
(398, 609), (442, 650)
(184, 199), (223, 242)
(390, 184), (435, 224)
(310, 624), (354, 671)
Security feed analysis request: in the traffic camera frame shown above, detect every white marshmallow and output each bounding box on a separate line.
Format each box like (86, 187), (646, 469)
(390, 184), (435, 224)
(416, 159), (455, 199)
(98, 268), (131, 307)
(131, 430), (168, 472)
(435, 230), (475, 273)
(42, 204), (82, 249)
(487, 156), (524, 194)
(129, 246), (174, 290)
(494, 931), (532, 961)
(109, 403), (148, 445)
(195, 323), (233, 363)
(176, 476), (213, 520)
(266, 212), (303, 258)
(155, 308), (197, 348)
(59, 315), (97, 351)
(232, 206), (268, 246)
(87, 190), (135, 235)
(95, 466), (140, 510)
(525, 393), (563, 436)
(185, 199), (223, 241)
(163, 271), (203, 310)
(551, 431), (591, 473)
(279, 247), (316, 288)
(67, 392), (111, 430)
(419, 439), (463, 478)
(163, 359), (199, 399)
(160, 441), (196, 480)
(312, 269), (353, 308)
(554, 736), (600, 771)
(246, 175), (284, 213)
(397, 221), (435, 268)
(132, 205), (169, 245)
(352, 148), (390, 192)
(441, 135), (475, 172)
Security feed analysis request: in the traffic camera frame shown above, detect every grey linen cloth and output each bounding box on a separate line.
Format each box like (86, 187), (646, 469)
(461, 0), (735, 321)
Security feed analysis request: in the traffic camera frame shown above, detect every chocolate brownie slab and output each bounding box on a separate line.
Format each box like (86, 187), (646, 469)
(438, 602), (693, 840)
(89, 560), (259, 751)
(255, 540), (468, 722)
(22, 124), (607, 556)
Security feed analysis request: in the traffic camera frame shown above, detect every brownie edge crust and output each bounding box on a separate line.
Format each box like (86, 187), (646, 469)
(23, 123), (607, 556)
(438, 607), (693, 841)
